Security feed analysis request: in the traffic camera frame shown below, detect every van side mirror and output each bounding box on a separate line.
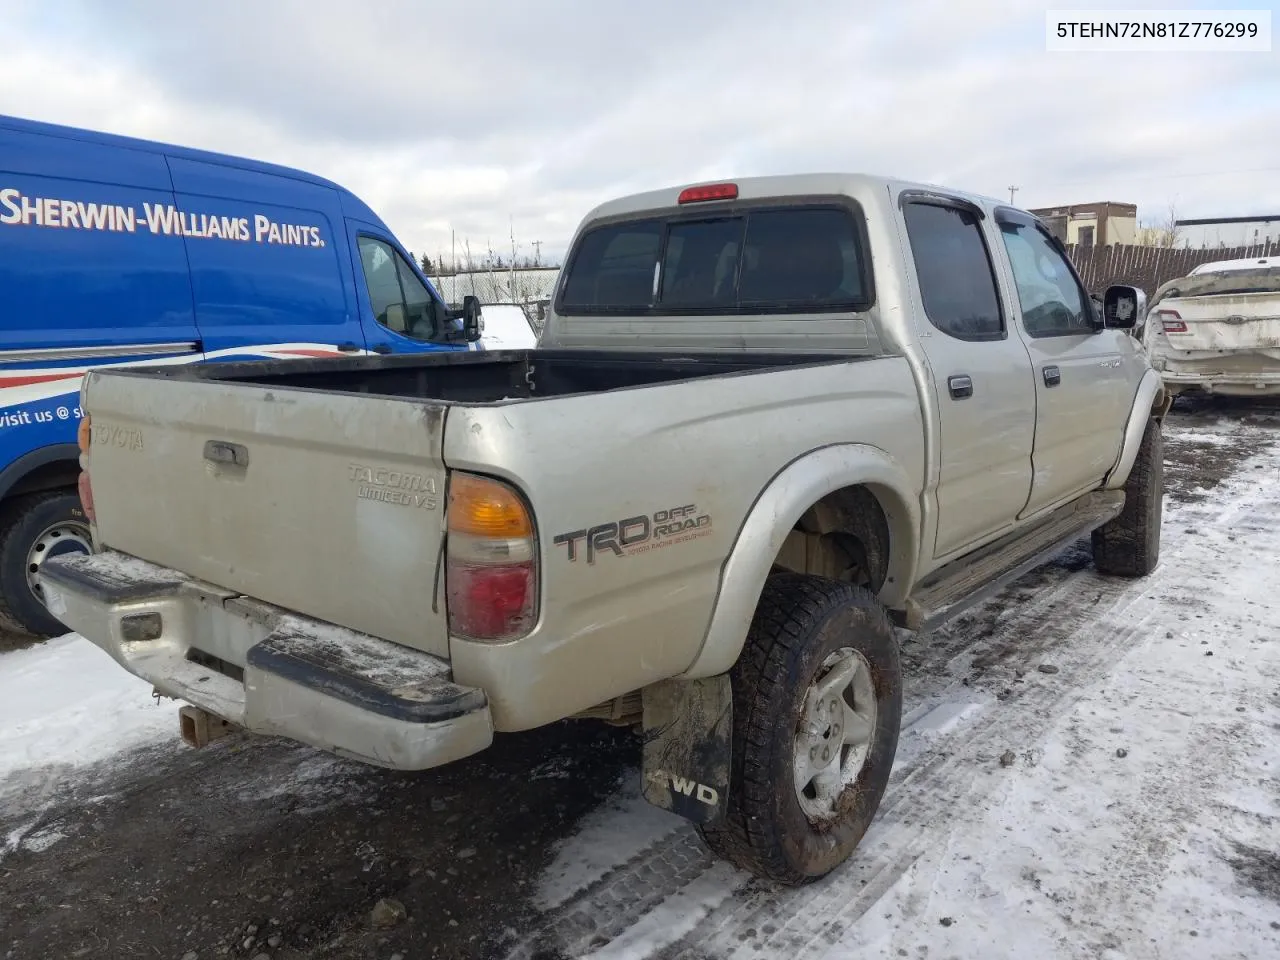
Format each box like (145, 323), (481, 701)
(462, 295), (483, 343)
(1103, 284), (1146, 332)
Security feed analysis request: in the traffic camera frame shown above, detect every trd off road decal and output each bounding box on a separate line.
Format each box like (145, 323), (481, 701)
(553, 503), (712, 564)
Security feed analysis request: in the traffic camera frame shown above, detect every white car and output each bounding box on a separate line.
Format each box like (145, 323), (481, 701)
(1144, 256), (1280, 397)
(476, 303), (539, 350)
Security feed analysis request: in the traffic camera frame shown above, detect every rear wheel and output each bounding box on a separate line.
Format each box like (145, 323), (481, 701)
(698, 573), (902, 885)
(1093, 417), (1163, 578)
(0, 490), (92, 637)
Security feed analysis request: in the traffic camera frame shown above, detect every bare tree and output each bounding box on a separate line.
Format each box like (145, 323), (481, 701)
(1142, 200), (1183, 248)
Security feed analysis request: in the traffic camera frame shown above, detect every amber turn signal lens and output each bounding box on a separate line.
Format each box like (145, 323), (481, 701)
(76, 415), (91, 453)
(448, 473), (533, 539)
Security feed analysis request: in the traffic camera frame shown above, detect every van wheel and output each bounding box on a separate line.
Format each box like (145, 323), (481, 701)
(1093, 418), (1163, 578)
(698, 573), (902, 885)
(0, 491), (93, 637)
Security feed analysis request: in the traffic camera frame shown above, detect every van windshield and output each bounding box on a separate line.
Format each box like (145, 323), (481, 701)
(558, 205), (870, 315)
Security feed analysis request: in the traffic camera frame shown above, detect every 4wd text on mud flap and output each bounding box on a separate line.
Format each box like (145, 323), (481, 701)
(645, 769), (720, 807)
(553, 504), (713, 563)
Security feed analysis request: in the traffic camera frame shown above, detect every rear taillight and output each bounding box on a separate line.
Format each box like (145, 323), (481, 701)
(76, 414), (94, 522)
(445, 472), (537, 641)
(1154, 309), (1187, 334)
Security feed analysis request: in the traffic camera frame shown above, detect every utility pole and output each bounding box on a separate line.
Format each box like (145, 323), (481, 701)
(1008, 185), (1019, 205)
(532, 240), (542, 266)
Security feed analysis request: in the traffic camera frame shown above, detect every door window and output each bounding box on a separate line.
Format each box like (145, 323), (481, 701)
(999, 223), (1093, 338)
(357, 236), (444, 341)
(902, 201), (1004, 341)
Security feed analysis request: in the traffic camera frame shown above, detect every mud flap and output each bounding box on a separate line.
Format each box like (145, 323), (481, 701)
(640, 674), (732, 825)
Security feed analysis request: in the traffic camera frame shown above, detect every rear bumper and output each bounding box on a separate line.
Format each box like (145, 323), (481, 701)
(1156, 359), (1280, 396)
(37, 551), (493, 770)
(1160, 370), (1280, 396)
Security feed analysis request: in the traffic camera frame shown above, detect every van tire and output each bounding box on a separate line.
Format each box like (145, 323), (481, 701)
(0, 491), (92, 637)
(1092, 417), (1163, 578)
(697, 573), (901, 885)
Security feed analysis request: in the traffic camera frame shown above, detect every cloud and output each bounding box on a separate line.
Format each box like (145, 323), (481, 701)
(2, 0), (1277, 262)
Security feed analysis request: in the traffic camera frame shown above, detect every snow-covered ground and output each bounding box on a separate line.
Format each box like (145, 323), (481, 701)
(1, 410), (1277, 959)
(0, 634), (171, 788)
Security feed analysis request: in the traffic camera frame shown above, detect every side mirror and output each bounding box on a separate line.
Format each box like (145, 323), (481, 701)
(1102, 284), (1146, 332)
(462, 295), (483, 343)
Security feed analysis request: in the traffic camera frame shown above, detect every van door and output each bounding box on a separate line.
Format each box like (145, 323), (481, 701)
(0, 126), (201, 452)
(994, 209), (1130, 516)
(898, 195), (1037, 559)
(166, 157), (370, 359)
(347, 223), (470, 354)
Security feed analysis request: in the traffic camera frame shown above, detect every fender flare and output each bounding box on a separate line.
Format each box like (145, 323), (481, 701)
(680, 443), (920, 680)
(0, 443), (80, 504)
(1103, 369), (1167, 491)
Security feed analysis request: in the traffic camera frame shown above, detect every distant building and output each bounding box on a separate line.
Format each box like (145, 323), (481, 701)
(1026, 201), (1138, 247)
(1174, 215), (1280, 249)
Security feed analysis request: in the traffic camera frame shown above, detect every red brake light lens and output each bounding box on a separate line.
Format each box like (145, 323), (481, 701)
(677, 183), (739, 204)
(445, 561), (535, 639)
(1154, 309), (1187, 333)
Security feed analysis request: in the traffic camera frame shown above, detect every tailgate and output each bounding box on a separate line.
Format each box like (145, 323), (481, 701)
(1158, 292), (1280, 352)
(83, 370), (450, 657)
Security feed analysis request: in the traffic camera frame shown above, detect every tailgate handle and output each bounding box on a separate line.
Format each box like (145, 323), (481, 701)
(204, 440), (249, 468)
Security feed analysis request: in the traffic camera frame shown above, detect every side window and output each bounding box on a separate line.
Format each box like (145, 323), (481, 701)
(357, 236), (443, 341)
(999, 222), (1091, 337)
(902, 202), (1004, 341)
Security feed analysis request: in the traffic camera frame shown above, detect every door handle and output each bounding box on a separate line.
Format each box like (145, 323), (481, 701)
(1043, 365), (1061, 387)
(371, 344), (393, 355)
(337, 342), (361, 353)
(947, 375), (973, 400)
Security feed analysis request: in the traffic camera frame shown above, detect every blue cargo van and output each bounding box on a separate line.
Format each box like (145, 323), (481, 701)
(0, 114), (481, 637)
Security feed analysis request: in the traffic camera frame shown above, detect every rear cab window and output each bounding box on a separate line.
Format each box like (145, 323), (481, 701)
(557, 201), (872, 315)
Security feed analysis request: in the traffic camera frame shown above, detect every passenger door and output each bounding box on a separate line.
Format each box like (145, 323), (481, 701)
(165, 157), (369, 357)
(347, 225), (469, 354)
(899, 196), (1037, 559)
(994, 209), (1130, 516)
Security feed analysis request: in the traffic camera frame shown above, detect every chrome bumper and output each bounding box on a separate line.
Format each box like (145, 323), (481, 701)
(37, 551), (493, 770)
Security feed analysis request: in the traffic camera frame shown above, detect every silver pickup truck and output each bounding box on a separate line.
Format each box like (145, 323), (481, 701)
(41, 174), (1167, 886)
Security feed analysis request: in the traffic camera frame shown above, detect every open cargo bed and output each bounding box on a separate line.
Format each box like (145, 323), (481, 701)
(125, 348), (849, 404)
(80, 348), (857, 661)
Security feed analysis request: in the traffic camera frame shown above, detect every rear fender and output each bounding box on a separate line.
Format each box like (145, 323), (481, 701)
(1104, 369), (1168, 490)
(680, 444), (920, 680)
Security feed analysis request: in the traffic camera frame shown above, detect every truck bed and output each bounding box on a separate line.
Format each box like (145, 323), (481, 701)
(80, 347), (871, 664)
(130, 349), (849, 404)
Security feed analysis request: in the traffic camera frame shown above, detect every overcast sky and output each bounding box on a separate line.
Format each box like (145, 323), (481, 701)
(3, 0), (1277, 264)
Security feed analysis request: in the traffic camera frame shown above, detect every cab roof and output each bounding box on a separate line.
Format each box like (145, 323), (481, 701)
(580, 173), (1006, 224)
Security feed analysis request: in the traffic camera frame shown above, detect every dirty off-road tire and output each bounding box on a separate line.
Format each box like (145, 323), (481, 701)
(1092, 417), (1163, 578)
(698, 572), (902, 885)
(0, 491), (92, 637)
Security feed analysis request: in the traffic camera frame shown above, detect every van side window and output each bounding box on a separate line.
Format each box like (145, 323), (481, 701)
(357, 236), (441, 341)
(902, 201), (1004, 341)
